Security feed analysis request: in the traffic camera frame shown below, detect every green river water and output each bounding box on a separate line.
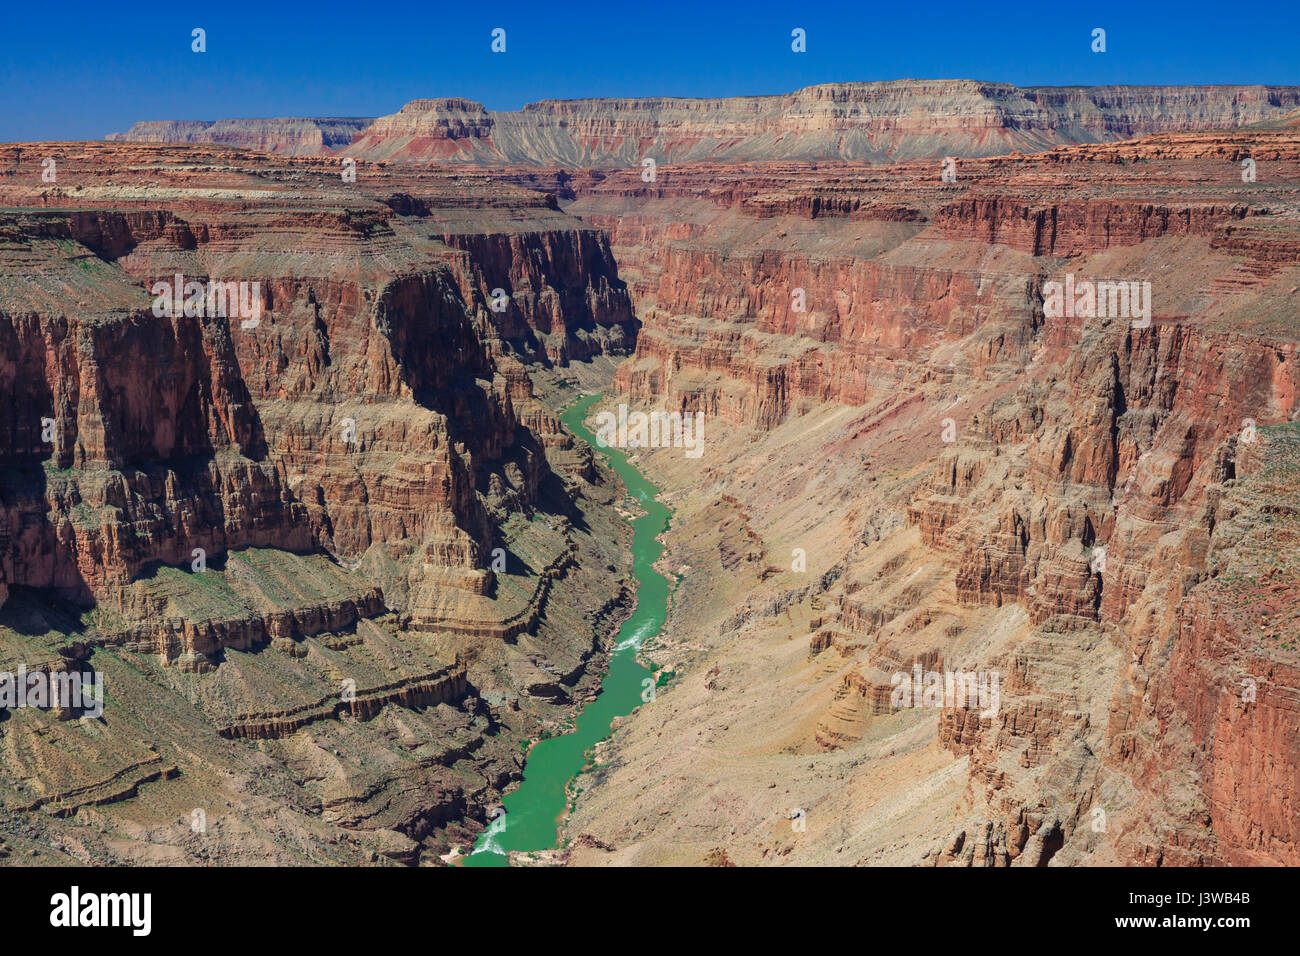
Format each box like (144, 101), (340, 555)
(464, 392), (671, 866)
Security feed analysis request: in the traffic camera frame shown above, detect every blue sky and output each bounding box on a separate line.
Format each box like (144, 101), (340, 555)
(2, 0), (1297, 141)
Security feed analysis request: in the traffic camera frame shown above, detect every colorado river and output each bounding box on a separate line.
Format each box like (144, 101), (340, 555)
(465, 391), (671, 866)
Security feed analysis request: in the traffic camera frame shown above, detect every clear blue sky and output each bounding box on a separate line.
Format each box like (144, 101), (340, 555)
(3, 0), (1297, 142)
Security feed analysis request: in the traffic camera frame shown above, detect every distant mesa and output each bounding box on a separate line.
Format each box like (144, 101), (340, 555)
(105, 80), (1300, 165)
(106, 116), (375, 155)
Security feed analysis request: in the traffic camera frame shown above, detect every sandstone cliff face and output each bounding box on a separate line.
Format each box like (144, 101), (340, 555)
(109, 81), (1300, 166)
(1108, 433), (1300, 865)
(933, 199), (1252, 257)
(436, 226), (634, 362)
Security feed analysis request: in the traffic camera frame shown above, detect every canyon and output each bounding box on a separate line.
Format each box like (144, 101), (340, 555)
(0, 80), (1296, 866)
(106, 118), (375, 156)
